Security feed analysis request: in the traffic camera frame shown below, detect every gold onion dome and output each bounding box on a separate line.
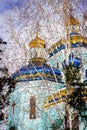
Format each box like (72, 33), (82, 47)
(29, 32), (45, 48)
(66, 15), (79, 26)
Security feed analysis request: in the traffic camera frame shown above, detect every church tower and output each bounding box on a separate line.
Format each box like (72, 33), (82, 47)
(47, 10), (87, 130)
(7, 33), (62, 130)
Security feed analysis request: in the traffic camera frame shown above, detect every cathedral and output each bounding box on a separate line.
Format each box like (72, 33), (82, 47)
(7, 16), (87, 130)
(0, 1), (87, 130)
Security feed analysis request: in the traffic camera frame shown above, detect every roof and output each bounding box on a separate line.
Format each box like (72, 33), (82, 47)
(66, 15), (79, 26)
(29, 32), (45, 49)
(12, 59), (62, 82)
(48, 32), (87, 58)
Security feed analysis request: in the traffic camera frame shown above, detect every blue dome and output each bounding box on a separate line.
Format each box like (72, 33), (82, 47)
(12, 60), (61, 82)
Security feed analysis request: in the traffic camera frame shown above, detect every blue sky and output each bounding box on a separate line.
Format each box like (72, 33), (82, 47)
(0, 0), (86, 14)
(0, 0), (25, 13)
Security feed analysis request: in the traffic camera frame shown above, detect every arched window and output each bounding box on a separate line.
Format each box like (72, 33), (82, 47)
(9, 126), (16, 130)
(29, 96), (36, 119)
(0, 111), (4, 121)
(85, 69), (87, 78)
(72, 114), (79, 129)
